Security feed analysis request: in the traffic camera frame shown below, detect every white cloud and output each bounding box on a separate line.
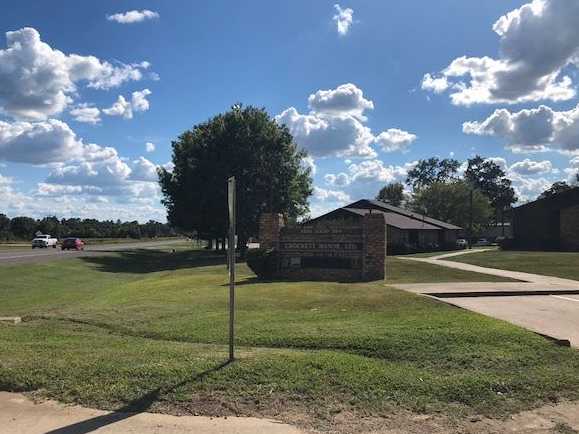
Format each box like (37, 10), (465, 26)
(276, 107), (377, 158)
(333, 4), (354, 36)
(509, 158), (553, 175)
(463, 104), (579, 153)
(107, 10), (160, 24)
(0, 27), (151, 120)
(0, 118), (122, 165)
(70, 104), (101, 125)
(129, 156), (159, 182)
(0, 119), (84, 164)
(346, 159), (412, 184)
(324, 172), (351, 187)
(313, 186), (351, 203)
(145, 142), (156, 153)
(421, 73), (450, 94)
(276, 83), (415, 158)
(509, 172), (553, 202)
(308, 83), (373, 119)
(423, 0), (579, 105)
(375, 129), (416, 152)
(103, 89), (152, 120)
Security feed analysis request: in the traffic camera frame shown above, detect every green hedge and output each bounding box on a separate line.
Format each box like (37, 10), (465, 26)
(246, 248), (278, 279)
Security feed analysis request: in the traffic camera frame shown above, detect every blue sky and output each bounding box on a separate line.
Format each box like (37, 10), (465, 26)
(1, 0), (578, 221)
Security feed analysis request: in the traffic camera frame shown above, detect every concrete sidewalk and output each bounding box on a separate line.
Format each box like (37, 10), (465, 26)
(398, 255), (579, 287)
(0, 392), (305, 434)
(395, 251), (579, 347)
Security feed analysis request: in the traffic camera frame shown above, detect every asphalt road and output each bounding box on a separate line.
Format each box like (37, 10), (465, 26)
(0, 239), (185, 266)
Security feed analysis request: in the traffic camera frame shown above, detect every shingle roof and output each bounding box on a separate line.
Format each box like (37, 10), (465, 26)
(342, 208), (441, 230)
(347, 199), (462, 230)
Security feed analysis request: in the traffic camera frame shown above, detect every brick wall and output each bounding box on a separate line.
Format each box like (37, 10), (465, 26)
(560, 204), (579, 251)
(258, 213), (285, 249)
(362, 213), (386, 281)
(257, 212), (386, 281)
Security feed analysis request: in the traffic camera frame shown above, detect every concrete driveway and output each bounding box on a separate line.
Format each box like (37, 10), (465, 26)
(395, 252), (579, 347)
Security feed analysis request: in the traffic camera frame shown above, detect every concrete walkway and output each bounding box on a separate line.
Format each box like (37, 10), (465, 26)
(395, 250), (579, 347)
(0, 392), (305, 434)
(399, 253), (579, 287)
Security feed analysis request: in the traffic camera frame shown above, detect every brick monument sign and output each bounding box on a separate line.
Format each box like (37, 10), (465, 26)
(258, 212), (386, 281)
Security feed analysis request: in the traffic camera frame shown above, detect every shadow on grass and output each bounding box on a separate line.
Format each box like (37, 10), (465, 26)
(80, 249), (227, 274)
(44, 360), (233, 434)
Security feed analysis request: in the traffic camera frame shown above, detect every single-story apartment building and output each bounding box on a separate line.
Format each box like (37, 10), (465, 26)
(306, 199), (462, 252)
(513, 187), (579, 251)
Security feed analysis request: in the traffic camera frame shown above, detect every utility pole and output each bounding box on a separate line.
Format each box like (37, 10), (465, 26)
(227, 176), (236, 362)
(469, 187), (473, 249)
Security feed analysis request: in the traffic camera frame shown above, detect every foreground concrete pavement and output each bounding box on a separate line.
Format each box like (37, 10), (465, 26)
(0, 392), (306, 434)
(396, 251), (579, 348)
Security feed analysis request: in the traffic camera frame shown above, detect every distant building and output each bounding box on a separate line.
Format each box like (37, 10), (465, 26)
(306, 199), (461, 252)
(513, 187), (579, 251)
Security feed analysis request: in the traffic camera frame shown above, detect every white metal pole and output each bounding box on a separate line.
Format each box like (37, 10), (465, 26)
(227, 176), (236, 362)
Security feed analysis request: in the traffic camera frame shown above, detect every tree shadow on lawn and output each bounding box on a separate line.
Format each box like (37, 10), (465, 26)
(80, 249), (227, 274)
(44, 360), (233, 434)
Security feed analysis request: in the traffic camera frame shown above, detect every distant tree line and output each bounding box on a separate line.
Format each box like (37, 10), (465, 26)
(0, 215), (176, 241)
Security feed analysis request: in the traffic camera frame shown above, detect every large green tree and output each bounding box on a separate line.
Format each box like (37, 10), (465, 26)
(464, 155), (517, 226)
(376, 182), (405, 207)
(409, 181), (492, 232)
(158, 105), (313, 248)
(406, 158), (460, 189)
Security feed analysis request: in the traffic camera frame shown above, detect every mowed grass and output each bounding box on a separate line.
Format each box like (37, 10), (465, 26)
(448, 250), (579, 281)
(386, 256), (515, 284)
(1, 247), (578, 423)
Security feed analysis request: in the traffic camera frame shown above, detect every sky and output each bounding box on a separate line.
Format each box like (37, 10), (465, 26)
(1, 0), (579, 222)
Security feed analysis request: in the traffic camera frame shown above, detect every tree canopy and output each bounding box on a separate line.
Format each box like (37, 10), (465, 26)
(406, 158), (460, 190)
(538, 181), (575, 200)
(158, 105), (313, 247)
(464, 156), (516, 206)
(409, 181), (492, 232)
(376, 182), (405, 207)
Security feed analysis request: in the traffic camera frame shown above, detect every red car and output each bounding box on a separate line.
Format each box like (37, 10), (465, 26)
(61, 237), (85, 251)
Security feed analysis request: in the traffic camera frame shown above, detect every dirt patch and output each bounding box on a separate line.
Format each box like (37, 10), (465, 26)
(125, 392), (579, 434)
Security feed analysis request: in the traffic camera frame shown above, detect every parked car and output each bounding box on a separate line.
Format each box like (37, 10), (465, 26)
(456, 238), (468, 249)
(31, 234), (58, 249)
(61, 237), (85, 251)
(474, 238), (492, 246)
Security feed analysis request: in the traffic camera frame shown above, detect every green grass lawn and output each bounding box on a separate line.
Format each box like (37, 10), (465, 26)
(447, 250), (579, 281)
(1, 248), (578, 426)
(386, 256), (514, 284)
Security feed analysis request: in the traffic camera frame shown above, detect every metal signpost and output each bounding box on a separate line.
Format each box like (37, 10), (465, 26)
(227, 176), (236, 362)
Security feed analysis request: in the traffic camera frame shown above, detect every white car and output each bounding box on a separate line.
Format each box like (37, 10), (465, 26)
(32, 234), (58, 249)
(456, 238), (468, 249)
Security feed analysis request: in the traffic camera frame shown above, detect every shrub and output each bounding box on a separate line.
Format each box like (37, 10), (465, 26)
(246, 248), (278, 279)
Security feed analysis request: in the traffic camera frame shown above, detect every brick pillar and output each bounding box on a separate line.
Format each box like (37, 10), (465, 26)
(362, 213), (386, 281)
(258, 213), (284, 250)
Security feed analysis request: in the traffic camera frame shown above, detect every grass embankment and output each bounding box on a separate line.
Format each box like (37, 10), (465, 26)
(1, 248), (578, 425)
(448, 250), (579, 281)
